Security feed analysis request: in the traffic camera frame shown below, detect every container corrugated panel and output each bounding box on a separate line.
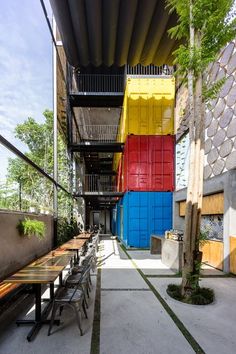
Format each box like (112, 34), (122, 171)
(118, 78), (175, 142)
(116, 158), (123, 192)
(122, 192), (172, 248)
(123, 135), (175, 191)
(113, 152), (122, 171)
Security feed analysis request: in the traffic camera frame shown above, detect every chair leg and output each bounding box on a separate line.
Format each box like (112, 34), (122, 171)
(48, 303), (58, 336)
(73, 305), (83, 336)
(84, 295), (89, 309)
(86, 286), (90, 298)
(82, 300), (88, 319)
(59, 305), (64, 316)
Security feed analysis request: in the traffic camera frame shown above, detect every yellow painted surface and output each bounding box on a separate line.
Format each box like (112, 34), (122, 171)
(113, 153), (122, 171)
(200, 240), (224, 270)
(179, 193), (224, 216)
(118, 77), (175, 142)
(230, 236), (236, 274)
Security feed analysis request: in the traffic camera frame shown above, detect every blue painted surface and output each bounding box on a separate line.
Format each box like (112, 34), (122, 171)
(122, 192), (173, 248)
(116, 198), (122, 239)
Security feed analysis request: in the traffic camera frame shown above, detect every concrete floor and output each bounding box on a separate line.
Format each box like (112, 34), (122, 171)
(0, 237), (235, 354)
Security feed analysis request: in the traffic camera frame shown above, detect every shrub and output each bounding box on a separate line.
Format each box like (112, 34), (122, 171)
(167, 283), (214, 305)
(17, 218), (46, 240)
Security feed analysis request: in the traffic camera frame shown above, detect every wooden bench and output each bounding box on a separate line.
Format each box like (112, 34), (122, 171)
(0, 282), (21, 301)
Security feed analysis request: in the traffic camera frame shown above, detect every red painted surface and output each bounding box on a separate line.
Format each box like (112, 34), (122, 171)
(122, 135), (175, 191)
(116, 158), (123, 192)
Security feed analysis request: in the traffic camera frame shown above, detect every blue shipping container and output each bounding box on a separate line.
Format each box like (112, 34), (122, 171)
(122, 192), (172, 248)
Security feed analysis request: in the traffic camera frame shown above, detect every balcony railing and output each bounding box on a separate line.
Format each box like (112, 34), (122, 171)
(83, 174), (116, 193)
(73, 125), (120, 143)
(126, 64), (174, 76)
(73, 74), (124, 94)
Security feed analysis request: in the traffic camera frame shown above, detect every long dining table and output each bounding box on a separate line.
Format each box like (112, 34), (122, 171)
(58, 238), (88, 262)
(74, 233), (92, 240)
(3, 249), (73, 342)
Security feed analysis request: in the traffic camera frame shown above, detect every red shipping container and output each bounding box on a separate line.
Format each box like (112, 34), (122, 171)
(123, 135), (175, 192)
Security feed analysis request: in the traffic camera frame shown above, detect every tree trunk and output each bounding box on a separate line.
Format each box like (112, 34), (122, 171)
(181, 13), (205, 296)
(181, 0), (196, 295)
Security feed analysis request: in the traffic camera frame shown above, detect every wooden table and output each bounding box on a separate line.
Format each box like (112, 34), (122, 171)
(59, 238), (87, 261)
(3, 250), (73, 341)
(74, 233), (92, 240)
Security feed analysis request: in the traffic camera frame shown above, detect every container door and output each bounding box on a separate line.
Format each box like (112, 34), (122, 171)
(139, 137), (149, 190)
(162, 98), (174, 135)
(150, 94), (162, 135)
(149, 136), (175, 191)
(120, 206), (124, 241)
(125, 136), (149, 191)
(127, 193), (140, 247)
(150, 192), (173, 237)
(139, 192), (149, 248)
(162, 136), (175, 191)
(149, 136), (163, 191)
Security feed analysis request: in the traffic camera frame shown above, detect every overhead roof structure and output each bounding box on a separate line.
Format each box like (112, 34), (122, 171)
(50, 0), (177, 68)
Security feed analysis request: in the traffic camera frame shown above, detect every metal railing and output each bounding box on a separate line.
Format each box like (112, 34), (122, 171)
(73, 74), (124, 94)
(74, 125), (120, 143)
(126, 64), (174, 76)
(83, 174), (116, 192)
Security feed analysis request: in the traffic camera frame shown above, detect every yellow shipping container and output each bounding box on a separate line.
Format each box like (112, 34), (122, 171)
(118, 77), (175, 142)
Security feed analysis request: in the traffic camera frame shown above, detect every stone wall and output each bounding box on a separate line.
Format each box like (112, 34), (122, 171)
(175, 40), (236, 187)
(0, 211), (54, 280)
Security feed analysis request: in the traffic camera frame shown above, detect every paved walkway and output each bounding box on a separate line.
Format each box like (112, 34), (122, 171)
(0, 236), (236, 354)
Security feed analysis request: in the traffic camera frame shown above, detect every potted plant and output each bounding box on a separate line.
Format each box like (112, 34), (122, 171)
(17, 218), (46, 241)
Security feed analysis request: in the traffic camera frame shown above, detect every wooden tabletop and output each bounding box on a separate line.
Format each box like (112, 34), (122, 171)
(74, 233), (91, 240)
(58, 238), (87, 251)
(3, 250), (73, 284)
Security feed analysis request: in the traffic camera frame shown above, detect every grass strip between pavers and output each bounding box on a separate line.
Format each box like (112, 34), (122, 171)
(120, 244), (206, 354)
(101, 288), (151, 291)
(90, 244), (102, 354)
(146, 274), (182, 278)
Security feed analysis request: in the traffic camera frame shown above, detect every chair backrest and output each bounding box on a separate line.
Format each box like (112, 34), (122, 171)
(68, 263), (92, 302)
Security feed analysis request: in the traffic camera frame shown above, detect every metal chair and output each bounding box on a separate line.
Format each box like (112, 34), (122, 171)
(48, 266), (90, 336)
(66, 257), (95, 307)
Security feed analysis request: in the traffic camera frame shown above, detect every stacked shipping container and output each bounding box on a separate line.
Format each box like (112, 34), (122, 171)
(113, 77), (175, 248)
(122, 135), (175, 192)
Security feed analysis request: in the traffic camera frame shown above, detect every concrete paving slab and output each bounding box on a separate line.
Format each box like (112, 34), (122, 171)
(101, 268), (148, 289)
(127, 250), (177, 276)
(149, 277), (236, 354)
(100, 240), (149, 289)
(201, 264), (225, 276)
(100, 290), (194, 354)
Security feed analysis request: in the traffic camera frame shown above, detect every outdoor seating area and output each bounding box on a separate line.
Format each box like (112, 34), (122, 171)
(0, 232), (98, 342)
(0, 235), (236, 354)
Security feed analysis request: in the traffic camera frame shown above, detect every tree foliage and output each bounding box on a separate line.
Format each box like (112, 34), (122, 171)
(2, 110), (72, 215)
(167, 0), (236, 86)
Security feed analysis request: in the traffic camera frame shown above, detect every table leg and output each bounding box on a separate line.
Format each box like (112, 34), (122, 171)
(59, 273), (63, 286)
(50, 283), (54, 299)
(16, 283), (59, 342)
